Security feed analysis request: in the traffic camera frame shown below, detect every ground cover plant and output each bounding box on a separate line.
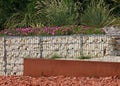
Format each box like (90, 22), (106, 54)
(50, 54), (63, 59)
(0, 26), (105, 36)
(0, 0), (119, 35)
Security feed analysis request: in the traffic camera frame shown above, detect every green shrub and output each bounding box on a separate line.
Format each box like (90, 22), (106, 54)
(36, 0), (80, 26)
(111, 17), (120, 26)
(0, 0), (29, 29)
(5, 12), (41, 29)
(81, 0), (116, 28)
(77, 26), (105, 34)
(4, 0), (41, 29)
(50, 54), (63, 59)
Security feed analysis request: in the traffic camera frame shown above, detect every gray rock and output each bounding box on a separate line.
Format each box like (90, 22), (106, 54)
(103, 26), (120, 35)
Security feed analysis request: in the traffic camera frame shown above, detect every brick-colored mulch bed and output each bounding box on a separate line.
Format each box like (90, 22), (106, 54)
(0, 76), (120, 86)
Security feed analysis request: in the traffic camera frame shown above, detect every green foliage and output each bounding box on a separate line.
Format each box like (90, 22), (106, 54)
(0, 0), (119, 31)
(0, 0), (29, 29)
(4, 0), (41, 29)
(0, 0), (11, 29)
(0, 25), (105, 36)
(111, 17), (120, 26)
(36, 0), (80, 26)
(50, 54), (63, 59)
(78, 0), (120, 17)
(4, 12), (23, 28)
(30, 23), (44, 29)
(77, 26), (105, 34)
(81, 0), (116, 28)
(5, 12), (41, 29)
(105, 0), (120, 16)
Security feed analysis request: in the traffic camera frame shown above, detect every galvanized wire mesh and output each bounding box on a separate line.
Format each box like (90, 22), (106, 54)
(0, 35), (120, 75)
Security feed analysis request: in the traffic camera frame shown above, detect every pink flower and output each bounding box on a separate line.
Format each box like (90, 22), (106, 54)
(101, 28), (105, 33)
(8, 33), (12, 36)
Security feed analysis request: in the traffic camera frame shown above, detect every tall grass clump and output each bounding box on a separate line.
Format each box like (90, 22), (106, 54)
(4, 1), (41, 29)
(81, 0), (116, 28)
(36, 0), (80, 26)
(50, 54), (63, 59)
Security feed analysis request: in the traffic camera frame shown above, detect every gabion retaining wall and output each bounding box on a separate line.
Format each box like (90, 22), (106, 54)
(0, 35), (119, 75)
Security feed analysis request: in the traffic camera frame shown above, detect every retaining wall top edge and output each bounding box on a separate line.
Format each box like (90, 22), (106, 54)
(0, 34), (120, 38)
(40, 34), (107, 37)
(3, 36), (40, 38)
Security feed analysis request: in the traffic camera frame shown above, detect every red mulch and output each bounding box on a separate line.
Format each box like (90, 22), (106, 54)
(0, 76), (120, 86)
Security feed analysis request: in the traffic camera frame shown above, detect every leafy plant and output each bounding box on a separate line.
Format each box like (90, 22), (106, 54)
(0, 0), (30, 29)
(0, 25), (105, 36)
(111, 17), (120, 26)
(4, 0), (41, 29)
(77, 26), (105, 34)
(0, 27), (40, 36)
(50, 54), (63, 59)
(81, 0), (116, 28)
(112, 0), (120, 3)
(106, 0), (120, 16)
(36, 0), (80, 26)
(40, 25), (80, 36)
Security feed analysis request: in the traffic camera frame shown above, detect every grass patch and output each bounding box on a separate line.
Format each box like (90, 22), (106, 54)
(50, 54), (63, 59)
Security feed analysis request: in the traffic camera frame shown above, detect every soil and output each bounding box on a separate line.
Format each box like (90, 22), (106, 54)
(0, 76), (120, 86)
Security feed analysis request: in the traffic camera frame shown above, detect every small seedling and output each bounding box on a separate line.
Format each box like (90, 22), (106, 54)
(50, 54), (63, 59)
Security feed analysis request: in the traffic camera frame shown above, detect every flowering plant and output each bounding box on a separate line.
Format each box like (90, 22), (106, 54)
(0, 26), (105, 36)
(0, 27), (40, 36)
(40, 26), (75, 36)
(15, 27), (40, 36)
(78, 26), (105, 34)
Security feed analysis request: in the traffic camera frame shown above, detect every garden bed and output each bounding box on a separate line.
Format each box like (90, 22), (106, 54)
(0, 75), (120, 86)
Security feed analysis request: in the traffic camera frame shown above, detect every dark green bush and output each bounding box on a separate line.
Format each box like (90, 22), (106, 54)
(4, 0), (41, 29)
(81, 0), (116, 28)
(36, 0), (80, 26)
